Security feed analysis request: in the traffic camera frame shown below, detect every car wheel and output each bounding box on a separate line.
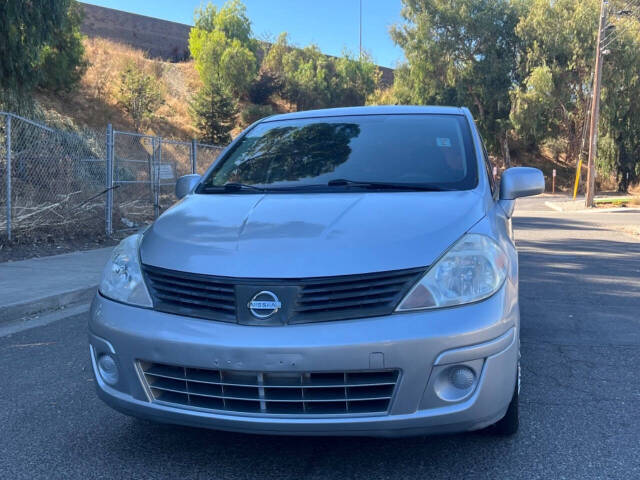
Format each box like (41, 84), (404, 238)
(491, 363), (519, 436)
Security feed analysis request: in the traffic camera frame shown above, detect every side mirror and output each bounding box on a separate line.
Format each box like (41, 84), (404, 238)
(500, 167), (545, 200)
(175, 174), (201, 199)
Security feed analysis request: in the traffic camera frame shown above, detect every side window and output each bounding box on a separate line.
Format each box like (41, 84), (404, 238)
(481, 140), (497, 197)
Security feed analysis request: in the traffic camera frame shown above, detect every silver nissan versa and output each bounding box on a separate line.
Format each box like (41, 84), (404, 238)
(90, 106), (544, 437)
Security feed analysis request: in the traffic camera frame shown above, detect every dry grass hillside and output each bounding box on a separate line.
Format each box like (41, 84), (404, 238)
(35, 38), (205, 139)
(34, 37), (295, 141)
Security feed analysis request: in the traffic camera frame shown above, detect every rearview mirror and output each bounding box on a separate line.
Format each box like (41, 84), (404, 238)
(500, 167), (545, 200)
(175, 174), (201, 199)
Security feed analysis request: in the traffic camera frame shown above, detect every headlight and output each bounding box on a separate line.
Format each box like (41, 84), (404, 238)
(396, 234), (507, 311)
(99, 234), (152, 307)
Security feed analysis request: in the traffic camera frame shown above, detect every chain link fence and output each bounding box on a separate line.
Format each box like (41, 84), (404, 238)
(1, 112), (224, 242)
(111, 130), (157, 232)
(156, 138), (194, 215)
(195, 142), (223, 175)
(1, 112), (107, 242)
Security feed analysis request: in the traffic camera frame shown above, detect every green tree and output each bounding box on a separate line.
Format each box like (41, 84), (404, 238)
(334, 51), (381, 106)
(264, 34), (332, 110)
(0, 0), (85, 93)
(509, 64), (556, 146)
(390, 0), (520, 154)
(190, 81), (238, 144)
(116, 61), (164, 132)
(38, 1), (87, 92)
(189, 0), (258, 98)
(264, 34), (379, 110)
(598, 7), (640, 191)
(193, 0), (252, 43)
(510, 0), (599, 162)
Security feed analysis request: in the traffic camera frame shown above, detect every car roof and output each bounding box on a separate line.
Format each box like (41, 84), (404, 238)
(263, 105), (466, 122)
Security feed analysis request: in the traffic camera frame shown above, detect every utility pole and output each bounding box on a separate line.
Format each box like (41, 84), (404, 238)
(359, 0), (363, 59)
(586, 0), (607, 207)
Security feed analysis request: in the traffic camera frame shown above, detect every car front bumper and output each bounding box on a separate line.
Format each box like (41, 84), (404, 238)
(89, 284), (519, 437)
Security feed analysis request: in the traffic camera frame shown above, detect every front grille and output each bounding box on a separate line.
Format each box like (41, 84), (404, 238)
(142, 264), (424, 324)
(143, 265), (237, 322)
(290, 268), (424, 323)
(140, 362), (400, 416)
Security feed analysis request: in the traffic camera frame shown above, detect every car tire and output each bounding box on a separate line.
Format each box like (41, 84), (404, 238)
(491, 365), (519, 436)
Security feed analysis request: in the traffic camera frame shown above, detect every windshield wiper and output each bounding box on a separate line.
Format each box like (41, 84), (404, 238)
(201, 180), (453, 194)
(327, 179), (453, 191)
(201, 183), (266, 193)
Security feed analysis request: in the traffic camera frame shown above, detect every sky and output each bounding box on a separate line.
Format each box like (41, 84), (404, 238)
(83, 0), (406, 68)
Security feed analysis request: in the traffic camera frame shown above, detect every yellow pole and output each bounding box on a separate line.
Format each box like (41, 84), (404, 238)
(573, 158), (582, 200)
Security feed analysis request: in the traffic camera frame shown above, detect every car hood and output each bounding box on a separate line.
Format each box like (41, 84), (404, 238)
(140, 191), (486, 278)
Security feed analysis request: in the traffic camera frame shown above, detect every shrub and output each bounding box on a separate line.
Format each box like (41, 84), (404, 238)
(366, 87), (397, 106)
(116, 60), (164, 132)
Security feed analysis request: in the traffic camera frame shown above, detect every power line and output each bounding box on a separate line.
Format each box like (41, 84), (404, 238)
(602, 0), (640, 45)
(619, 0), (640, 13)
(603, 4), (640, 38)
(602, 20), (640, 48)
(611, 0), (640, 18)
(615, 0), (640, 14)
(603, 7), (640, 39)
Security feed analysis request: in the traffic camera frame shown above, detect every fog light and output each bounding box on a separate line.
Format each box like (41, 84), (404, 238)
(97, 354), (119, 385)
(449, 366), (475, 390)
(434, 364), (479, 402)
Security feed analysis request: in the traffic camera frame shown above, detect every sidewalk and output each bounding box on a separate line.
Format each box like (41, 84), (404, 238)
(544, 193), (640, 212)
(0, 247), (113, 322)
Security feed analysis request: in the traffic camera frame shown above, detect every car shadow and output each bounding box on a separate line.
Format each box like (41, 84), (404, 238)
(113, 418), (515, 478)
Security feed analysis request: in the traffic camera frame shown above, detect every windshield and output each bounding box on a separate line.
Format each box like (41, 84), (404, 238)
(199, 114), (478, 192)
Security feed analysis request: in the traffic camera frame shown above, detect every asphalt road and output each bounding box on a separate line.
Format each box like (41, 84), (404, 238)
(1, 205), (639, 479)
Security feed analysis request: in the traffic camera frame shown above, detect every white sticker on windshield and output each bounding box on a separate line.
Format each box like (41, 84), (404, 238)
(436, 137), (452, 147)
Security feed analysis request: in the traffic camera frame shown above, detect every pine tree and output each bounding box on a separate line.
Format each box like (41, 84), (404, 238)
(190, 82), (238, 145)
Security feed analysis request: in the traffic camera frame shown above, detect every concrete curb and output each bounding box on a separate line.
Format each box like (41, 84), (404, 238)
(0, 302), (92, 337)
(544, 201), (640, 213)
(0, 286), (97, 324)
